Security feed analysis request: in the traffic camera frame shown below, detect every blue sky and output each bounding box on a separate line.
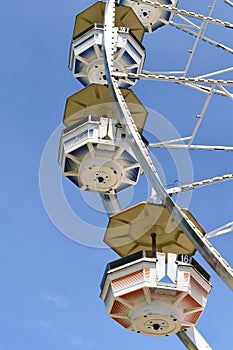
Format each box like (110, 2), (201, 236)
(1, 0), (233, 349)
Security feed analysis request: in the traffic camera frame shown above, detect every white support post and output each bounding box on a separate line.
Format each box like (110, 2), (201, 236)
(101, 194), (121, 216)
(177, 327), (213, 350)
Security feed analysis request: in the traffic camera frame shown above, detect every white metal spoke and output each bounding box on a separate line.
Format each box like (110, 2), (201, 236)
(149, 144), (233, 151)
(151, 136), (192, 146)
(206, 222), (233, 239)
(143, 70), (185, 75)
(169, 21), (233, 54)
(224, 0), (233, 7)
(122, 70), (232, 97)
(197, 67), (233, 79)
(166, 174), (233, 196)
(119, 72), (233, 87)
(179, 82), (229, 97)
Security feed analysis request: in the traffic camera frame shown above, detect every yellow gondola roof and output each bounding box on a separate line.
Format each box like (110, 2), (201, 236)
(63, 84), (148, 134)
(104, 202), (205, 257)
(72, 1), (145, 42)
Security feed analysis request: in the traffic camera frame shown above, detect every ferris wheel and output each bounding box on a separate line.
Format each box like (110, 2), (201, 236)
(56, 0), (233, 348)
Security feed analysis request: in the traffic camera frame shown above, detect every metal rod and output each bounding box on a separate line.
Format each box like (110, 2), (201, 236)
(166, 174), (233, 195)
(150, 136), (192, 146)
(142, 70), (185, 75)
(124, 72), (233, 86)
(169, 21), (233, 54)
(151, 233), (156, 255)
(224, 0), (233, 7)
(177, 328), (213, 350)
(149, 144), (233, 151)
(101, 194), (121, 216)
(179, 82), (229, 97)
(206, 222), (233, 239)
(176, 14), (200, 30)
(197, 67), (233, 79)
(184, 0), (217, 76)
(188, 85), (215, 146)
(218, 84), (233, 100)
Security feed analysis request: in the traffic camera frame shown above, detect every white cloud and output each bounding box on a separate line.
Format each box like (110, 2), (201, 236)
(37, 320), (53, 329)
(40, 291), (69, 308)
(65, 331), (93, 348)
(69, 335), (84, 346)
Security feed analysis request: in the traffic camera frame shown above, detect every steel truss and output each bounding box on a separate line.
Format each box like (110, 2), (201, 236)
(103, 0), (233, 348)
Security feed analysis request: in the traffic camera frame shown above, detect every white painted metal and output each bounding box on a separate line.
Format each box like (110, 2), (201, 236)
(218, 84), (233, 100)
(224, 0), (233, 8)
(167, 253), (177, 283)
(114, 71), (233, 100)
(183, 0), (217, 77)
(149, 144), (233, 152)
(178, 82), (231, 98)
(197, 67), (233, 79)
(206, 222), (233, 239)
(166, 174), (233, 196)
(101, 193), (122, 215)
(151, 136), (192, 145)
(188, 86), (215, 147)
(128, 0), (233, 29)
(168, 21), (233, 54)
(156, 252), (165, 281)
(120, 70), (232, 150)
(119, 72), (233, 87)
(177, 327), (213, 350)
(103, 0), (233, 291)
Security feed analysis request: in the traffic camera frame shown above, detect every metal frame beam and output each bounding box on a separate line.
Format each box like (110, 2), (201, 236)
(100, 194), (121, 216)
(166, 174), (233, 196)
(225, 0), (233, 7)
(206, 222), (233, 239)
(128, 0), (233, 29)
(149, 144), (233, 151)
(177, 328), (212, 350)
